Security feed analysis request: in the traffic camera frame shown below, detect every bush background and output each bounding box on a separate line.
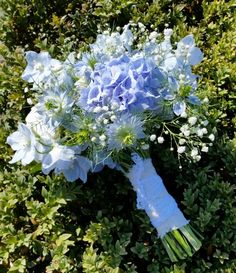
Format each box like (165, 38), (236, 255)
(0, 0), (235, 272)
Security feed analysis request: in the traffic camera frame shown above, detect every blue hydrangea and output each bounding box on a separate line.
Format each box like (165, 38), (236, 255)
(78, 54), (164, 114)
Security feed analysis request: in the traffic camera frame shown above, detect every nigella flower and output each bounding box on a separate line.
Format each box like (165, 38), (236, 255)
(106, 114), (145, 151)
(7, 123), (39, 165)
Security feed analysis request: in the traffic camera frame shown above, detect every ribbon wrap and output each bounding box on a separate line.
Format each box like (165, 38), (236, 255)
(127, 154), (188, 237)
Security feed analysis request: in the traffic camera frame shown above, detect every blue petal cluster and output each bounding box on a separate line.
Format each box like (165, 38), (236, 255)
(78, 54), (164, 113)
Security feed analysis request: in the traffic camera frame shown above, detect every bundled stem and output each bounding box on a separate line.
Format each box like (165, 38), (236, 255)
(162, 224), (202, 262)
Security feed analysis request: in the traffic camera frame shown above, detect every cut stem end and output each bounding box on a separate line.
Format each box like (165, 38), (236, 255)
(161, 224), (202, 262)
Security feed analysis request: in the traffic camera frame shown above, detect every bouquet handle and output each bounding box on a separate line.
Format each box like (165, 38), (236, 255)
(126, 154), (202, 262)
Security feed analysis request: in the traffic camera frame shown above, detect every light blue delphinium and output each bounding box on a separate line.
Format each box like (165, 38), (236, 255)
(89, 24), (133, 62)
(106, 114), (146, 151)
(173, 101), (186, 116)
(91, 151), (118, 173)
(159, 72), (201, 116)
(62, 155), (91, 182)
(25, 107), (56, 158)
(141, 29), (203, 116)
(49, 52), (76, 90)
(35, 88), (74, 126)
(74, 53), (94, 89)
(175, 34), (203, 66)
(22, 51), (61, 86)
(42, 144), (75, 175)
(22, 51), (75, 91)
(42, 144), (91, 182)
(7, 123), (39, 165)
(142, 28), (177, 71)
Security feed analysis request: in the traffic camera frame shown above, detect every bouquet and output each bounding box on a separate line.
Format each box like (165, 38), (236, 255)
(7, 23), (215, 262)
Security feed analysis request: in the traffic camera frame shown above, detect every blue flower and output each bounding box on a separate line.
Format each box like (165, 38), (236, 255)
(78, 54), (164, 114)
(74, 52), (94, 83)
(22, 51), (74, 90)
(42, 144), (91, 182)
(22, 51), (56, 84)
(188, 95), (201, 105)
(42, 144), (75, 175)
(176, 35), (203, 66)
(91, 152), (118, 172)
(61, 155), (91, 182)
(106, 114), (145, 151)
(173, 101), (186, 116)
(89, 25), (133, 62)
(7, 123), (38, 165)
(35, 88), (74, 126)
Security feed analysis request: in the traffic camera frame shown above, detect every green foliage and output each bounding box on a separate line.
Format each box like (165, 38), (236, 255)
(0, 1), (95, 52)
(0, 0), (235, 272)
(0, 43), (27, 164)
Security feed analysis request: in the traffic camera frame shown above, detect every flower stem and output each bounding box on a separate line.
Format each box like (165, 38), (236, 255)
(162, 224), (202, 262)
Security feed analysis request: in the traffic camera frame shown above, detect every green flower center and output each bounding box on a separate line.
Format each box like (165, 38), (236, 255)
(45, 100), (59, 111)
(179, 85), (192, 97)
(75, 130), (89, 145)
(116, 127), (136, 146)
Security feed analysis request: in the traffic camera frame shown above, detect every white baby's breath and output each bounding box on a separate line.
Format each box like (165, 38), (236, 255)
(99, 134), (107, 142)
(188, 116), (197, 126)
(179, 138), (186, 145)
(150, 134), (157, 141)
(209, 134), (215, 141)
(157, 136), (164, 144)
(177, 146), (186, 154)
(201, 146), (209, 153)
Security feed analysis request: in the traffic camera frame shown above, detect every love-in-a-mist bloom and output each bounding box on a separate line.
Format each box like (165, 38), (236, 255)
(106, 114), (145, 151)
